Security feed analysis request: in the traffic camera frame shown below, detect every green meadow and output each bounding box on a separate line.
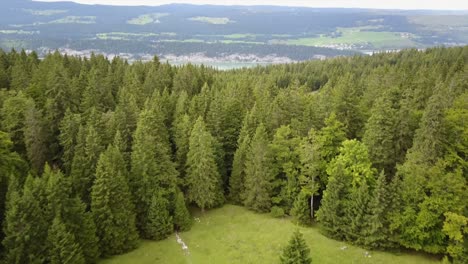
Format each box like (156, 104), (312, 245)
(100, 205), (439, 264)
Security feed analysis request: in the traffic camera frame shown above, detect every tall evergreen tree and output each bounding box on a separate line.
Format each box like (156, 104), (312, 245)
(2, 176), (49, 264)
(45, 165), (99, 263)
(47, 215), (85, 264)
(269, 125), (301, 210)
(280, 230), (312, 264)
(70, 124), (103, 205)
(130, 99), (178, 234)
(91, 145), (139, 256)
(228, 132), (250, 204)
(173, 189), (192, 232)
(145, 191), (173, 240)
(363, 88), (400, 175)
(243, 124), (274, 212)
(186, 117), (223, 211)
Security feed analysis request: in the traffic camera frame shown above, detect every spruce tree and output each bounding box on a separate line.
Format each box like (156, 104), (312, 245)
(364, 171), (393, 249)
(243, 124), (274, 213)
(45, 165), (99, 263)
(186, 117), (223, 211)
(145, 191), (173, 240)
(280, 230), (312, 264)
(130, 99), (178, 234)
(291, 190), (311, 226)
(47, 215), (85, 264)
(228, 133), (250, 204)
(2, 176), (49, 264)
(91, 145), (139, 256)
(316, 163), (350, 240)
(269, 125), (301, 211)
(58, 109), (81, 174)
(363, 88), (400, 175)
(344, 180), (371, 243)
(173, 190), (192, 232)
(70, 124), (103, 205)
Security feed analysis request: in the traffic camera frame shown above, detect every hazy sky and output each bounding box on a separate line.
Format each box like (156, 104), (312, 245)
(36, 0), (468, 10)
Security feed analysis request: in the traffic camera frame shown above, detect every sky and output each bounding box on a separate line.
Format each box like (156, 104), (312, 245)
(36, 0), (468, 10)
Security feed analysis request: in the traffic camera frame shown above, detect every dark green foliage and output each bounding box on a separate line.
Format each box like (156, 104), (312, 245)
(0, 47), (466, 260)
(269, 125), (301, 210)
(44, 165), (99, 263)
(186, 117), (224, 211)
(91, 145), (139, 256)
(243, 124), (274, 212)
(280, 230), (312, 264)
(47, 215), (85, 264)
(2, 176), (49, 264)
(291, 190), (311, 226)
(70, 124), (103, 205)
(316, 164), (350, 239)
(145, 191), (173, 240)
(228, 132), (250, 204)
(173, 190), (192, 232)
(130, 97), (178, 234)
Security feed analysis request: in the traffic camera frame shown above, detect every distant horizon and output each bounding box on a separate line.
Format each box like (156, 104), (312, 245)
(34, 0), (468, 11)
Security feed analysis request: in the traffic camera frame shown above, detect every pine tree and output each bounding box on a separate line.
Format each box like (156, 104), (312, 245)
(316, 163), (350, 240)
(2, 176), (49, 264)
(130, 98), (178, 234)
(186, 117), (223, 211)
(243, 124), (274, 212)
(91, 145), (139, 256)
(70, 124), (103, 205)
(344, 180), (371, 243)
(228, 133), (250, 204)
(363, 88), (400, 175)
(173, 113), (192, 179)
(58, 109), (81, 174)
(173, 190), (192, 232)
(269, 125), (301, 210)
(44, 165), (99, 263)
(280, 230), (312, 264)
(145, 191), (173, 240)
(291, 190), (311, 226)
(363, 171), (393, 249)
(47, 215), (85, 264)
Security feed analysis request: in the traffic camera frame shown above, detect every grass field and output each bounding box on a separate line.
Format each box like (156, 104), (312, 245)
(189, 17), (235, 25)
(100, 205), (440, 264)
(127, 13), (169, 25)
(281, 27), (417, 49)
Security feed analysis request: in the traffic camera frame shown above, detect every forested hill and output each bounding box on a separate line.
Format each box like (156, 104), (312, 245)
(0, 46), (467, 263)
(1, 0), (467, 64)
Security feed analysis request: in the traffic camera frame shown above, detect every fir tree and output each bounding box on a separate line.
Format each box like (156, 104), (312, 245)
(145, 191), (173, 240)
(70, 124), (103, 205)
(47, 215), (85, 264)
(2, 176), (49, 264)
(44, 165), (99, 263)
(280, 230), (312, 264)
(91, 145), (139, 256)
(269, 125), (301, 210)
(228, 133), (250, 204)
(130, 99), (178, 234)
(173, 190), (192, 232)
(242, 124), (274, 213)
(186, 117), (224, 211)
(316, 163), (350, 240)
(363, 171), (394, 249)
(291, 190), (311, 226)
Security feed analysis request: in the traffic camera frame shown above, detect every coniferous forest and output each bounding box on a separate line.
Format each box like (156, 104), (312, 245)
(0, 46), (467, 263)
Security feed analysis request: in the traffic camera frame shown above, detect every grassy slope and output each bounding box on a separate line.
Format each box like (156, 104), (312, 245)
(100, 205), (439, 264)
